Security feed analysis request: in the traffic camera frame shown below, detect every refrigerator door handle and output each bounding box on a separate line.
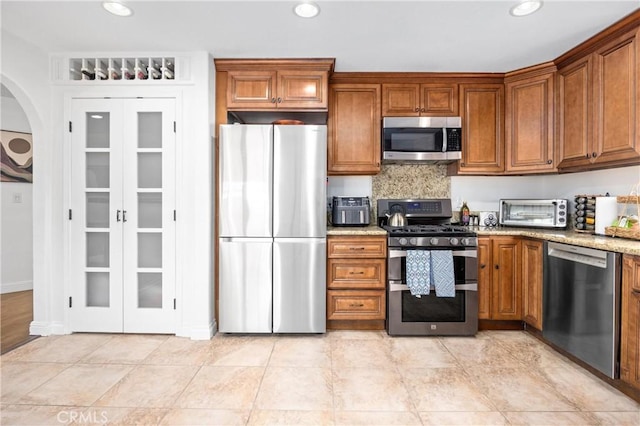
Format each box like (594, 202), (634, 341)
(221, 237), (272, 243)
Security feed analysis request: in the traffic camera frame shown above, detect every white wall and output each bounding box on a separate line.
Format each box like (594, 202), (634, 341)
(451, 166), (640, 213)
(1, 30), (54, 335)
(327, 176), (372, 208)
(1, 94), (33, 293)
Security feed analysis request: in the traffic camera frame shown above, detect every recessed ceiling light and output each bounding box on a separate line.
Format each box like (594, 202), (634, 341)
(102, 1), (133, 17)
(91, 115), (104, 119)
(294, 1), (320, 18)
(510, 0), (542, 17)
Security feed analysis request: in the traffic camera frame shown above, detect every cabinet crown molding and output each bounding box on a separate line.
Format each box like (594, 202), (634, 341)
(554, 9), (640, 69)
(214, 58), (335, 72)
(504, 62), (557, 82)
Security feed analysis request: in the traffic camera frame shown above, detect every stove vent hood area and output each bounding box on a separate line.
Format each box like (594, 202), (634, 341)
(381, 152), (462, 165)
(227, 111), (327, 125)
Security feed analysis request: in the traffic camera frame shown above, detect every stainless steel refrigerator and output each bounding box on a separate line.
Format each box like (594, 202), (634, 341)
(218, 124), (327, 333)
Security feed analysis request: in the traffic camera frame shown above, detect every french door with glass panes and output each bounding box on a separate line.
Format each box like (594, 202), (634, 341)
(69, 98), (175, 333)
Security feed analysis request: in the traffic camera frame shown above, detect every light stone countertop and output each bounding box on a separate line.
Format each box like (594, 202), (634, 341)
(474, 226), (640, 256)
(327, 225), (387, 236)
(328, 224), (640, 255)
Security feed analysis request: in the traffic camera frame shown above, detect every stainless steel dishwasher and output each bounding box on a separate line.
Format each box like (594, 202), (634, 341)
(543, 241), (622, 378)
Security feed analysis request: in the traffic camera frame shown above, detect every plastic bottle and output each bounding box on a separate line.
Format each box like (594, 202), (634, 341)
(460, 201), (470, 226)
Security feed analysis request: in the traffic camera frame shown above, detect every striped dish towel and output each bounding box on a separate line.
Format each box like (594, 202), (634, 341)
(430, 250), (455, 297)
(406, 250), (431, 296)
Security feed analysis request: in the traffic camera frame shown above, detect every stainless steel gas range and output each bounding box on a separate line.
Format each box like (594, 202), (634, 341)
(378, 199), (478, 336)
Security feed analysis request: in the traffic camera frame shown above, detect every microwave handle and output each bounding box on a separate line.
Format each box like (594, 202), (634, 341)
(442, 127), (447, 152)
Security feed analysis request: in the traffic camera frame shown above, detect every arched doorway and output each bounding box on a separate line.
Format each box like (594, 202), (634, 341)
(1, 82), (35, 353)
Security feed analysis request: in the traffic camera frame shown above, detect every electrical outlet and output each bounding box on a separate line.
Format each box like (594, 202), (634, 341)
(13, 193), (22, 203)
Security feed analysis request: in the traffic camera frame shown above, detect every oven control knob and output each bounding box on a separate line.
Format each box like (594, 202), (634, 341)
(429, 238), (439, 246)
(409, 238), (417, 246)
(461, 238), (471, 246)
(449, 237), (459, 246)
(398, 237), (408, 246)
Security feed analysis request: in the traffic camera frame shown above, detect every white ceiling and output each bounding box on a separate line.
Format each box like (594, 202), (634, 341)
(1, 0), (639, 73)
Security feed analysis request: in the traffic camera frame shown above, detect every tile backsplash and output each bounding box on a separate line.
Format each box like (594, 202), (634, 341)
(328, 164), (451, 221)
(372, 164), (450, 202)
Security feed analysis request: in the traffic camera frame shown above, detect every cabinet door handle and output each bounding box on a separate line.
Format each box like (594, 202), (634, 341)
(414, 107), (420, 112)
(547, 159), (552, 164)
(632, 288), (640, 294)
(592, 152), (597, 158)
(122, 210), (127, 223)
(586, 153), (591, 159)
(349, 303), (365, 308)
(495, 264), (499, 270)
(349, 271), (365, 275)
(480, 264), (486, 269)
(116, 210), (121, 222)
(420, 108), (426, 112)
(271, 97), (276, 103)
(349, 247), (366, 251)
(461, 162), (465, 167)
(277, 97), (282, 103)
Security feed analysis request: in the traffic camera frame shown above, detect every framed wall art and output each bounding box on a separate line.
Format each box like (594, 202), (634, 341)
(1, 130), (33, 183)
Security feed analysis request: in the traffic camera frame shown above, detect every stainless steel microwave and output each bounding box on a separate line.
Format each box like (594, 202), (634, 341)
(382, 116), (462, 164)
(499, 199), (568, 229)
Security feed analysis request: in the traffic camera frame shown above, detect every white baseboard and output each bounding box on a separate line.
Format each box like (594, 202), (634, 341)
(187, 320), (216, 340)
(1, 280), (33, 294)
(29, 321), (67, 336)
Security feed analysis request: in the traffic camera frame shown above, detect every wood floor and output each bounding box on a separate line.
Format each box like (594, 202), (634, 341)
(1, 290), (34, 354)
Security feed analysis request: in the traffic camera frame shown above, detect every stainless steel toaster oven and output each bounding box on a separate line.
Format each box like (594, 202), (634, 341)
(499, 199), (568, 229)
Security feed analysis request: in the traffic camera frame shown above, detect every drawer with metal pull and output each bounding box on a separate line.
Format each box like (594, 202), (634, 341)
(327, 290), (386, 320)
(327, 258), (386, 289)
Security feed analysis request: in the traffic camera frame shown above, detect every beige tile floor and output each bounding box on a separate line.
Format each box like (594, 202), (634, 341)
(1, 330), (639, 425)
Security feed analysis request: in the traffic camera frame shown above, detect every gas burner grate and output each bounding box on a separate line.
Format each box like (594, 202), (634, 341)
(384, 224), (471, 235)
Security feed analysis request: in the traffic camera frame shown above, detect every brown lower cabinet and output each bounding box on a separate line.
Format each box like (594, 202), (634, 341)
(621, 254), (640, 391)
(522, 238), (544, 330)
(327, 235), (387, 329)
(478, 236), (522, 321)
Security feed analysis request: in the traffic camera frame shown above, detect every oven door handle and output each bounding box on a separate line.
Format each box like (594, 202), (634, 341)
(389, 249), (477, 258)
(389, 282), (478, 292)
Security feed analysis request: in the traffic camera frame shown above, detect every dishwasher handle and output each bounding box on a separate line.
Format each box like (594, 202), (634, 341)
(547, 241), (608, 269)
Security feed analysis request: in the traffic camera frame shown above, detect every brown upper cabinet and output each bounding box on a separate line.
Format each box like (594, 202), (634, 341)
(557, 27), (640, 171)
(328, 84), (381, 175)
(450, 83), (505, 175)
(216, 58), (335, 111)
(382, 83), (458, 116)
(505, 64), (556, 174)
